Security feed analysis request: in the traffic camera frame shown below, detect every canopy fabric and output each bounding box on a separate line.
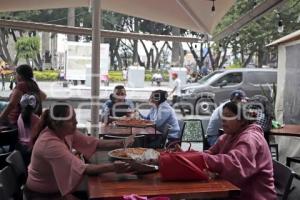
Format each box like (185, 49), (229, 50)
(0, 0), (235, 34)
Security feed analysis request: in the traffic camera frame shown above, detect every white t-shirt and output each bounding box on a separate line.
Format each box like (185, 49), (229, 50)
(173, 78), (181, 96)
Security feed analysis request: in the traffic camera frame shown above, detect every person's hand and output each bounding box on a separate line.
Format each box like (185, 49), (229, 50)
(113, 160), (132, 173)
(130, 161), (158, 174)
(124, 133), (136, 148)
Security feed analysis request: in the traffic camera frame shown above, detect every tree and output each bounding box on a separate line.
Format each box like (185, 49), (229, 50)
(15, 36), (40, 67)
(213, 0), (300, 68)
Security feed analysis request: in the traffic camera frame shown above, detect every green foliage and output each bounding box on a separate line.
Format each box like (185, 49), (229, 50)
(15, 36), (40, 59)
(33, 70), (59, 81)
(108, 71), (123, 82)
(108, 70), (169, 82)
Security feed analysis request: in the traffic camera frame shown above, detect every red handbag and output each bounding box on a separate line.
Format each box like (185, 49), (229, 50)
(159, 145), (208, 181)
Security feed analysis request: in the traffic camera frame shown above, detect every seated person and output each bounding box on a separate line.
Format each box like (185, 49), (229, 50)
(201, 102), (276, 200)
(25, 103), (134, 200)
(16, 94), (40, 166)
(140, 90), (180, 147)
(206, 90), (247, 148)
(151, 73), (163, 86)
(101, 85), (134, 124)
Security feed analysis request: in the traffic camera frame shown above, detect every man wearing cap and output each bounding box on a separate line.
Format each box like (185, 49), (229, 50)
(205, 90), (247, 148)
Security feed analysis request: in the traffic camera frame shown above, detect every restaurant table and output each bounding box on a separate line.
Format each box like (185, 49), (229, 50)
(87, 151), (240, 200)
(99, 124), (161, 137)
(270, 124), (300, 137)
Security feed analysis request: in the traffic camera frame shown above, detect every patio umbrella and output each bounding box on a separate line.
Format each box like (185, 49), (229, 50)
(0, 0), (235, 135)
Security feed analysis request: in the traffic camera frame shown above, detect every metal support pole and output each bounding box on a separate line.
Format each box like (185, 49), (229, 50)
(90, 0), (101, 136)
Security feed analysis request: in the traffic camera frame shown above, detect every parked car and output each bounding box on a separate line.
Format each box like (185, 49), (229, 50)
(180, 68), (277, 115)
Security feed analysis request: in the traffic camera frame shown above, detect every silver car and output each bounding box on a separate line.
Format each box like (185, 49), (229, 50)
(180, 68), (277, 115)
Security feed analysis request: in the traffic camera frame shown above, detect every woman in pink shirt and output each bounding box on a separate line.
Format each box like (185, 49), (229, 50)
(202, 101), (276, 200)
(25, 103), (133, 200)
(17, 94), (40, 166)
(0, 64), (46, 125)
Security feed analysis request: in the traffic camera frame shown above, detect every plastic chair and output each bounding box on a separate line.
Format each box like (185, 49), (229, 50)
(103, 134), (146, 148)
(0, 165), (19, 200)
(6, 150), (27, 185)
(273, 160), (295, 200)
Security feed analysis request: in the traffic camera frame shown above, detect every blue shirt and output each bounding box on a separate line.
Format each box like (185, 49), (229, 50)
(206, 101), (228, 146)
(101, 99), (134, 120)
(141, 101), (180, 139)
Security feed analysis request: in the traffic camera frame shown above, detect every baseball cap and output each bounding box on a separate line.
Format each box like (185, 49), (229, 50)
(230, 90), (246, 100)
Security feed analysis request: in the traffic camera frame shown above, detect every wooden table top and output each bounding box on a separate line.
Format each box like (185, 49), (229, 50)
(87, 151), (240, 200)
(270, 124), (300, 137)
(100, 124), (161, 136)
(88, 172), (240, 200)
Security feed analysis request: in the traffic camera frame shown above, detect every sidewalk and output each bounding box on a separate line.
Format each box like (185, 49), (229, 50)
(0, 81), (172, 101)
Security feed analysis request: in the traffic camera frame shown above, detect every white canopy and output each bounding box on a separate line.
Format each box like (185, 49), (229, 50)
(0, 0), (235, 34)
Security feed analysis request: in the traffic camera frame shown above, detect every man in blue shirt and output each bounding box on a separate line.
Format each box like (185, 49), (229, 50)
(206, 90), (247, 147)
(101, 85), (134, 124)
(141, 90), (180, 147)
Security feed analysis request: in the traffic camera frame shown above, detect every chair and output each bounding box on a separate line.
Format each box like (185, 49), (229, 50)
(6, 150), (27, 185)
(103, 134), (146, 148)
(273, 160), (295, 200)
(177, 120), (186, 146)
(0, 128), (18, 152)
(264, 130), (279, 161)
(181, 119), (209, 151)
(0, 152), (11, 170)
(0, 165), (19, 200)
(286, 157), (300, 180)
(160, 120), (186, 149)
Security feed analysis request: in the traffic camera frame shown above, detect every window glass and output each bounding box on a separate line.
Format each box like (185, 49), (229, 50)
(211, 72), (242, 87)
(247, 71), (277, 84)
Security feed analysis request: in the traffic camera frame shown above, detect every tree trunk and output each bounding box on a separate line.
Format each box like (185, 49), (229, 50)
(242, 51), (255, 68)
(140, 40), (150, 70)
(171, 27), (181, 66)
(67, 8), (76, 41)
(153, 42), (167, 68)
(0, 29), (12, 64)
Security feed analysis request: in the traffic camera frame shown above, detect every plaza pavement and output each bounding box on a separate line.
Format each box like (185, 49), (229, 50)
(1, 80), (172, 101)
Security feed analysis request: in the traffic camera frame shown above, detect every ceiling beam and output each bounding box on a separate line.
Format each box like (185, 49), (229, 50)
(0, 19), (200, 43)
(213, 0), (288, 41)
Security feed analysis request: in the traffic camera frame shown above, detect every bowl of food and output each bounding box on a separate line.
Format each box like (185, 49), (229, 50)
(108, 148), (159, 161)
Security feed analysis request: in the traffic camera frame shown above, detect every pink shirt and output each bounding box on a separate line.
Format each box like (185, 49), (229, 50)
(17, 114), (40, 147)
(26, 128), (99, 196)
(202, 124), (276, 200)
(8, 82), (29, 124)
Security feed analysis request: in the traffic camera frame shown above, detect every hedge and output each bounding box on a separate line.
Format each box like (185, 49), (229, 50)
(34, 70), (59, 81)
(29, 69), (169, 82)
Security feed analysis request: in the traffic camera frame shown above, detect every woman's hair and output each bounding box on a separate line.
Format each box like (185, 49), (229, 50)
(151, 90), (168, 105)
(223, 101), (256, 123)
(20, 94), (37, 128)
(16, 64), (40, 93)
(32, 103), (72, 144)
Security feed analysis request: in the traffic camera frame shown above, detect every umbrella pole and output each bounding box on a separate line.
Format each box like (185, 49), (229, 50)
(91, 0), (101, 137)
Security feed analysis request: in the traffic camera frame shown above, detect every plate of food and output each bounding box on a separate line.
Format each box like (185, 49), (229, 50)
(108, 148), (159, 161)
(114, 118), (154, 128)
